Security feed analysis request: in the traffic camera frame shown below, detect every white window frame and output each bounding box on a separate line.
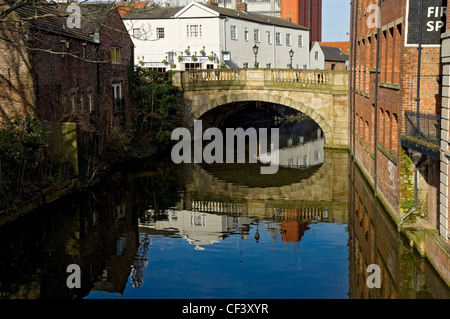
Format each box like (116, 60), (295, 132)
(267, 31), (272, 44)
(230, 25), (237, 40)
(275, 32), (281, 45)
(133, 28), (141, 39)
(254, 29), (260, 43)
(244, 27), (249, 41)
(88, 92), (93, 113)
(112, 83), (122, 99)
(286, 33), (291, 46)
(186, 24), (202, 38)
(315, 51), (319, 61)
(298, 34), (303, 47)
(156, 27), (165, 39)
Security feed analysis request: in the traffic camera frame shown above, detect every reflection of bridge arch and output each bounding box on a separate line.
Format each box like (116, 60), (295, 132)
(178, 150), (349, 224)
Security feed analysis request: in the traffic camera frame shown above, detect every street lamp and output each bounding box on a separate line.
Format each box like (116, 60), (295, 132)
(289, 49), (294, 69)
(253, 44), (259, 68)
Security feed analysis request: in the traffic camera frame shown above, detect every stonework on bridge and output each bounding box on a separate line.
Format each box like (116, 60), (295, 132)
(172, 69), (349, 148)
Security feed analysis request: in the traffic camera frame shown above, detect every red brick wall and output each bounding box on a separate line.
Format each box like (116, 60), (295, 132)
(96, 9), (134, 125)
(30, 32), (99, 122)
(0, 14), (35, 121)
(350, 0), (442, 220)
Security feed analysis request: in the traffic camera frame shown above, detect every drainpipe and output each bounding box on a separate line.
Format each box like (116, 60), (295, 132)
(416, 0), (424, 135)
(373, 0), (381, 196)
(273, 25), (276, 68)
(351, 0), (359, 158)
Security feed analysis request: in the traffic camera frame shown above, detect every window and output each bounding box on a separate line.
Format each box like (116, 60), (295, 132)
(82, 43), (86, 59)
(286, 33), (291, 46)
(254, 29), (260, 42)
(275, 32), (281, 45)
(266, 63), (271, 68)
(112, 83), (121, 99)
(79, 93), (84, 111)
(156, 27), (165, 39)
(88, 92), (93, 113)
(111, 47), (121, 63)
(244, 27), (249, 41)
(230, 25), (237, 40)
(298, 34), (303, 47)
(133, 28), (141, 39)
(315, 51), (319, 60)
(112, 83), (123, 114)
(267, 31), (272, 44)
(243, 62), (249, 68)
(187, 24), (202, 38)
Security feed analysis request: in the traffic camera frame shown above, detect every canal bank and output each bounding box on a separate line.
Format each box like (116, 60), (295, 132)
(351, 155), (450, 287)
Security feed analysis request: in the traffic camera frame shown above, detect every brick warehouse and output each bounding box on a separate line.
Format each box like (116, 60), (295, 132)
(0, 1), (134, 128)
(350, 0), (449, 283)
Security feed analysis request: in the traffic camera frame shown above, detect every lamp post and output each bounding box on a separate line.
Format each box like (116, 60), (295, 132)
(253, 44), (259, 68)
(289, 49), (294, 69)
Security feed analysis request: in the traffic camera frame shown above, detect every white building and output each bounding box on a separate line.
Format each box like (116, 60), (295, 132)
(122, 1), (310, 70)
(309, 41), (324, 70)
(153, 0), (281, 17)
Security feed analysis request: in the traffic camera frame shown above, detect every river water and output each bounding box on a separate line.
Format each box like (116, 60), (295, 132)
(0, 118), (448, 299)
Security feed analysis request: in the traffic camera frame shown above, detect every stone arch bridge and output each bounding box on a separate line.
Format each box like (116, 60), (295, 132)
(172, 68), (349, 148)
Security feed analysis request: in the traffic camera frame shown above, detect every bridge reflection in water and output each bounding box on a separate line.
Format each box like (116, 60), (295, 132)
(0, 136), (449, 298)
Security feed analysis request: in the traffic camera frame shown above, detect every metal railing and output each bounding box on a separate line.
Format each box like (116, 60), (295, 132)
(404, 110), (441, 145)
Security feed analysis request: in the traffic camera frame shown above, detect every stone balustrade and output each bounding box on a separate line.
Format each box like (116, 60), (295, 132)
(173, 68), (348, 94)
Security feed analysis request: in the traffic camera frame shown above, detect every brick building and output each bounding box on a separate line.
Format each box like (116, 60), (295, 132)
(440, 1), (450, 250)
(350, 0), (449, 283)
(0, 1), (134, 126)
(281, 0), (322, 42)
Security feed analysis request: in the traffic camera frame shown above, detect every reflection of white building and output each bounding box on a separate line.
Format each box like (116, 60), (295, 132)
(278, 137), (325, 168)
(122, 1), (309, 70)
(139, 210), (252, 249)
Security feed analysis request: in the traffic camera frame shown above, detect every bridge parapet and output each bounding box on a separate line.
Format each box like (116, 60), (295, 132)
(172, 68), (348, 94)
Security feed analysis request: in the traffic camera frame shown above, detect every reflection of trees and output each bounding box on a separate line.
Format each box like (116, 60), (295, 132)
(130, 234), (151, 288)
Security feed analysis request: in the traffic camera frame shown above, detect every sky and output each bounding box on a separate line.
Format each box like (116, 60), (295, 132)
(322, 0), (351, 42)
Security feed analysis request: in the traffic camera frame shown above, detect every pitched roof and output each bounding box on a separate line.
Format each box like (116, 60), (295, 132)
(318, 41), (350, 54)
(122, 2), (309, 30)
(3, 0), (94, 42)
(320, 45), (349, 62)
(114, 1), (153, 17)
(57, 3), (114, 34)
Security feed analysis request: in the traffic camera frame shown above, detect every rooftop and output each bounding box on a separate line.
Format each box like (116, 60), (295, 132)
(122, 2), (309, 30)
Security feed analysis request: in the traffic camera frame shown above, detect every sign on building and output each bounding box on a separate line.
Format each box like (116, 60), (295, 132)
(406, 0), (447, 46)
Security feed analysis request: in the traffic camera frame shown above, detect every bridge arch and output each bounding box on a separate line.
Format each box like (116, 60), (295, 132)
(195, 93), (333, 144)
(175, 68), (349, 148)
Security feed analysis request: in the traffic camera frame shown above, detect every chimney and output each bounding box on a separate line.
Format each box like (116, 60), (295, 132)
(206, 0), (218, 6)
(286, 12), (291, 22)
(236, 0), (247, 12)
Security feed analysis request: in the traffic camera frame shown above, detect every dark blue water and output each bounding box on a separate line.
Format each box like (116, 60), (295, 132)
(85, 219), (349, 299)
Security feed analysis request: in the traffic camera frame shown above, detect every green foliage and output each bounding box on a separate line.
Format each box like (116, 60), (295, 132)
(132, 68), (180, 145)
(0, 117), (47, 206)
